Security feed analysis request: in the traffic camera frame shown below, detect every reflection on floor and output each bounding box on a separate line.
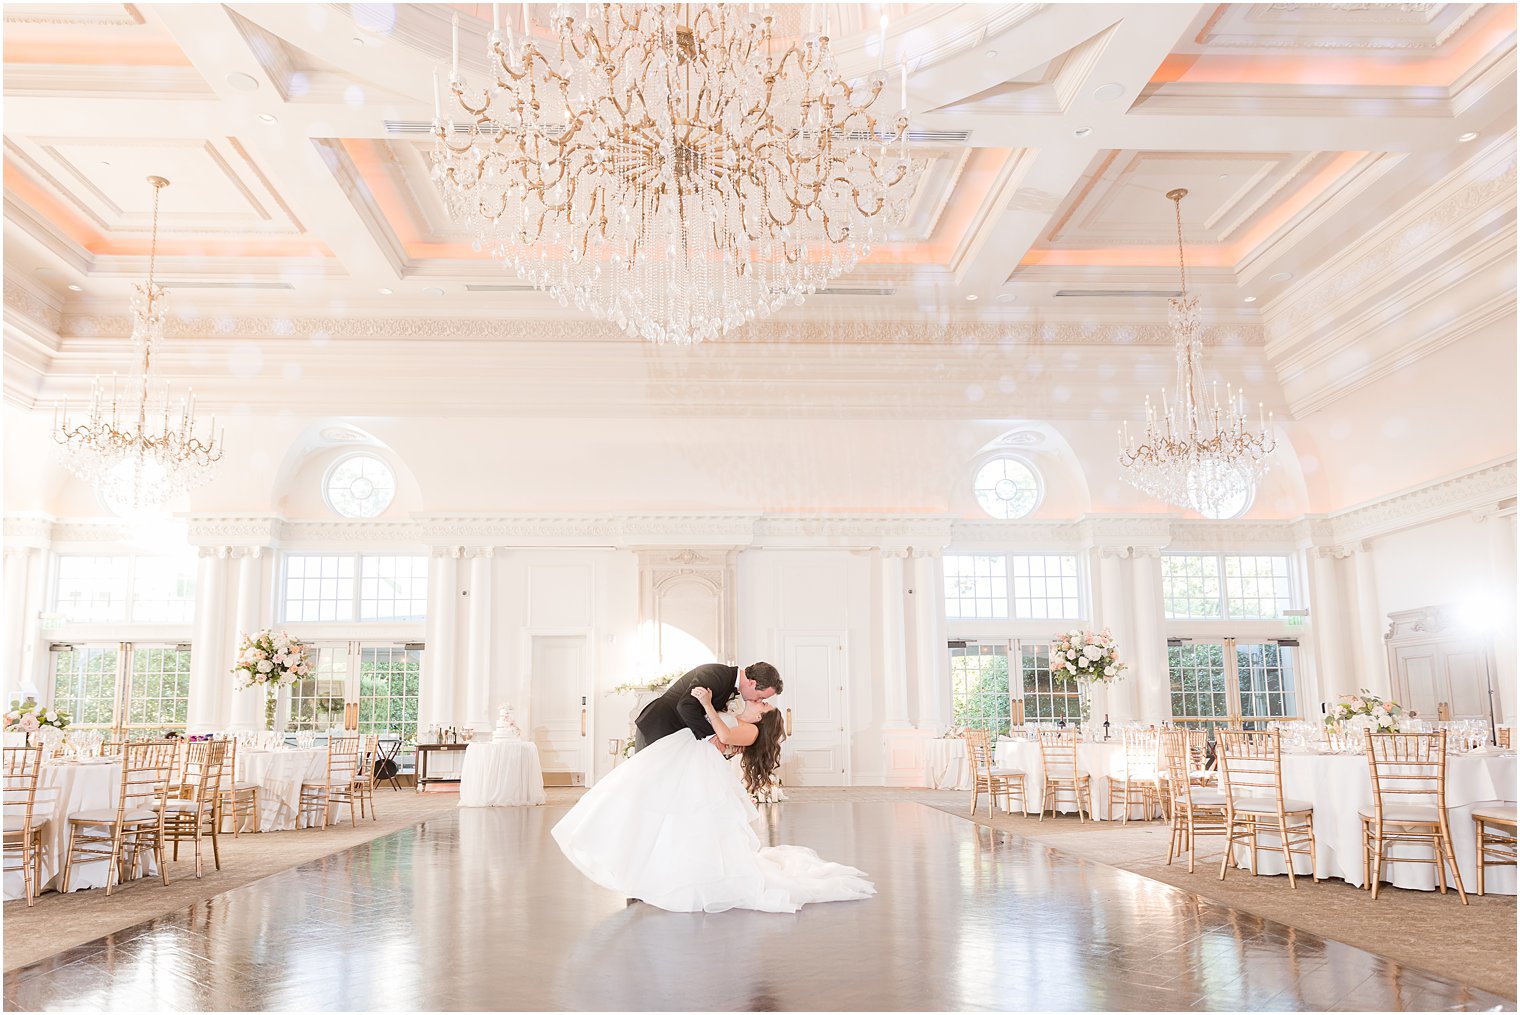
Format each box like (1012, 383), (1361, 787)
(4, 801), (1512, 1011)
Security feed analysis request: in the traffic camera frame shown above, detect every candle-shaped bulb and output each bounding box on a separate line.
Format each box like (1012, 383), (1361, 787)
(877, 13), (888, 70)
(900, 64), (908, 109)
(451, 13), (460, 77)
(492, 3), (500, 32)
(433, 69), (441, 123)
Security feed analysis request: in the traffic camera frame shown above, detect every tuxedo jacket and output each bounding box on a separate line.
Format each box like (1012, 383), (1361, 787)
(634, 663), (739, 747)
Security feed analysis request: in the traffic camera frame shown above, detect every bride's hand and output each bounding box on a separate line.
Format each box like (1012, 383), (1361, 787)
(690, 686), (713, 706)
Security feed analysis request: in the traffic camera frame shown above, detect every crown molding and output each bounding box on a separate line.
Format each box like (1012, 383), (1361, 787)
(1326, 457), (1517, 544)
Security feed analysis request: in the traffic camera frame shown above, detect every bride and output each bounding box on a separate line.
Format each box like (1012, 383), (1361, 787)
(551, 685), (875, 913)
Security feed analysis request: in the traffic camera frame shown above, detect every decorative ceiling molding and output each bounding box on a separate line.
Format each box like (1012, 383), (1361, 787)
(3, 4), (145, 27)
(2, 280), (62, 333)
(1326, 457), (1517, 544)
(47, 309), (1267, 348)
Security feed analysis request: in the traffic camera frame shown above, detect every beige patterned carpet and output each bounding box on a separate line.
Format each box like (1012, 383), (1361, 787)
(5, 786), (1514, 999)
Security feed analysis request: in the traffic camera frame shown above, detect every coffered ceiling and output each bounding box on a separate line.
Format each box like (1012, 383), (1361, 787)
(2, 2), (1514, 335)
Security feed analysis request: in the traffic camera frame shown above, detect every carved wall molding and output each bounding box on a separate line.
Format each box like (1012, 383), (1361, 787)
(1327, 458), (1517, 544)
(3, 280), (64, 334)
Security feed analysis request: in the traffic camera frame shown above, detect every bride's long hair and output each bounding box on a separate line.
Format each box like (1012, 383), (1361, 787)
(740, 710), (784, 796)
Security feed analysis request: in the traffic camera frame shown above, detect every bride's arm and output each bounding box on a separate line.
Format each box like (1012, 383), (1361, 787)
(691, 688), (758, 747)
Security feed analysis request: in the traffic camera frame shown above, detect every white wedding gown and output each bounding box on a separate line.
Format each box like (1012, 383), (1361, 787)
(551, 730), (875, 913)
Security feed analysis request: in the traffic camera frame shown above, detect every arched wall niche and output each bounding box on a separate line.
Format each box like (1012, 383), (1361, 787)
(270, 421), (424, 520)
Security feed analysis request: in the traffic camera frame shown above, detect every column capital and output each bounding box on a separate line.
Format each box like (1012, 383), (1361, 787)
(197, 545), (231, 560)
(228, 546), (265, 561)
(462, 546), (496, 560)
(430, 545), (465, 559)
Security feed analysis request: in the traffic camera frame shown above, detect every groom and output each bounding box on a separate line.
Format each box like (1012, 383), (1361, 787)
(633, 661), (783, 752)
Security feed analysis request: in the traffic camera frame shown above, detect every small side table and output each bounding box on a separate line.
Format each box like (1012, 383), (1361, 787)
(415, 742), (472, 792)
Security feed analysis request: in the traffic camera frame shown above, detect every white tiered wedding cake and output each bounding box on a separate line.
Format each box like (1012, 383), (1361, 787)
(493, 702), (522, 742)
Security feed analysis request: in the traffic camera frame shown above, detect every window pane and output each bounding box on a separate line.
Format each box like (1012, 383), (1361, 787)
(949, 644), (1011, 735)
(943, 555), (1008, 620)
(1019, 645), (1081, 723)
(1007, 555), (1082, 620)
(51, 646), (119, 726)
(1162, 555), (1223, 619)
(359, 646), (423, 748)
(54, 556), (130, 623)
(282, 646), (350, 733)
(127, 647), (191, 728)
(130, 557), (197, 624)
(358, 556), (429, 621)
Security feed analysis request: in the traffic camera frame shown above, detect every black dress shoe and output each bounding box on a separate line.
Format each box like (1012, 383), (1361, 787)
(626, 897), (639, 905)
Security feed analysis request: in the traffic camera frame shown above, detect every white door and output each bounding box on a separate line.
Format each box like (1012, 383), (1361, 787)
(778, 633), (848, 786)
(530, 635), (589, 784)
(1393, 641), (1498, 723)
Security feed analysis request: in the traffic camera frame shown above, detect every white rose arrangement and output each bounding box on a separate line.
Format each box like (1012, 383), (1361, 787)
(1324, 689), (1407, 733)
(232, 629), (313, 690)
(4, 700), (71, 733)
(1049, 629), (1127, 686)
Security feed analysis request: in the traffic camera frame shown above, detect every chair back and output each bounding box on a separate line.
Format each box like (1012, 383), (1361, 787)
(118, 740), (180, 817)
(180, 740), (228, 810)
(355, 734), (379, 786)
(1323, 726), (1365, 753)
(3, 745), (43, 836)
(1364, 731), (1448, 819)
(1037, 729), (1080, 782)
(324, 734), (362, 785)
(1216, 729), (1286, 807)
(963, 729), (995, 778)
(1122, 728), (1159, 780)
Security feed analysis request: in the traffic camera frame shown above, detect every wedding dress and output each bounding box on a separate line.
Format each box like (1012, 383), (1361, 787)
(551, 730), (874, 913)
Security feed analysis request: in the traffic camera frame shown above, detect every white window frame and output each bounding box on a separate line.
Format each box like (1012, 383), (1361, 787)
(50, 554), (197, 626)
(945, 552), (1085, 622)
(279, 553), (430, 624)
(1162, 552), (1298, 622)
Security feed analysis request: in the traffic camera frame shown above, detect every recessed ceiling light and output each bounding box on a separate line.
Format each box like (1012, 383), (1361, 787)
(1458, 131), (1479, 142)
(423, 286), (445, 297)
(965, 294), (979, 301)
(352, 36), (365, 46)
(257, 112), (278, 123)
(1219, 173), (1229, 180)
(996, 293), (1016, 304)
(378, 287), (394, 295)
(1093, 82), (1124, 102)
(226, 72), (260, 92)
(1073, 126), (1093, 138)
(1269, 271), (1293, 282)
(1243, 295), (1257, 303)
(986, 50), (998, 59)
(99, 160), (111, 167)
(67, 284), (83, 292)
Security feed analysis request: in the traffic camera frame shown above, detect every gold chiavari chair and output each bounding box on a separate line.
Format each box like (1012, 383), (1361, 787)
(1161, 730), (1228, 873)
(1107, 728), (1162, 823)
(161, 740), (227, 877)
(1361, 731), (1466, 903)
(352, 734), (380, 822)
(299, 734), (361, 830)
(964, 729), (1025, 818)
(1473, 803), (1517, 896)
(1497, 727), (1512, 750)
(217, 737), (261, 836)
(1036, 730), (1091, 821)
(61, 740), (178, 896)
(1217, 729), (1318, 888)
(3, 745), (45, 906)
(1154, 728), (1214, 818)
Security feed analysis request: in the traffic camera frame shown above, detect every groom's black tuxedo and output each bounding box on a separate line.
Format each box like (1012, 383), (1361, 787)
(633, 663), (739, 752)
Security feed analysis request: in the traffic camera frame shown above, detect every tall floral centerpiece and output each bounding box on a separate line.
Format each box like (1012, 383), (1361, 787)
(1050, 629), (1128, 726)
(232, 630), (312, 733)
(1324, 690), (1408, 733)
(4, 700), (71, 744)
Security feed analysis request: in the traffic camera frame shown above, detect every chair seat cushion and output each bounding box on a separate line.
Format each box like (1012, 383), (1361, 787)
(1359, 805), (1440, 824)
(1472, 803), (1517, 824)
(69, 807), (157, 824)
(302, 781), (351, 790)
(2, 817), (46, 835)
(988, 767), (1023, 777)
(224, 782), (260, 793)
(1184, 788), (1228, 807)
(151, 799), (202, 813)
(1231, 796), (1313, 814)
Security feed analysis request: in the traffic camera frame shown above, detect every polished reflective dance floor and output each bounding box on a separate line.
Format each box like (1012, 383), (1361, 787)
(4, 800), (1512, 1011)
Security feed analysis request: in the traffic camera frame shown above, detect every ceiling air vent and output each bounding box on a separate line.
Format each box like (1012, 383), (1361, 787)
(463, 283), (538, 293)
(815, 286), (896, 297)
(163, 280), (295, 290)
(384, 120), (969, 145)
(1055, 289), (1182, 299)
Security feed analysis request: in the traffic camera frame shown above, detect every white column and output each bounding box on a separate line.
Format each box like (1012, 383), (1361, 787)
(1351, 542), (1386, 694)
(3, 548), (32, 702)
(879, 550), (911, 729)
(229, 547), (268, 732)
(187, 546), (230, 733)
(19, 548), (48, 702)
(1128, 549), (1169, 724)
(1305, 546), (1356, 706)
(465, 547), (494, 733)
(911, 550), (948, 733)
(422, 546), (460, 730)
(1484, 511), (1517, 722)
(1095, 549), (1135, 724)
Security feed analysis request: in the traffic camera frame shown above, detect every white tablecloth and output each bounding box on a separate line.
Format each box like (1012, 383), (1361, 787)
(1227, 751), (1516, 894)
(924, 739), (973, 790)
(236, 747), (329, 831)
(4, 759), (142, 900)
(459, 740), (547, 807)
(994, 740), (1130, 818)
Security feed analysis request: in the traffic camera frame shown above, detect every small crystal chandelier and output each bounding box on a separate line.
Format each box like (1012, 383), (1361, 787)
(53, 176), (224, 515)
(432, 4), (917, 345)
(1117, 188), (1276, 519)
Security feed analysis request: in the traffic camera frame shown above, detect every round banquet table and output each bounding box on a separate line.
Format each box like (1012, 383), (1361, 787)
(459, 740), (547, 807)
(993, 739), (1130, 818)
(235, 747), (329, 831)
(923, 738), (973, 790)
(1225, 750), (1516, 894)
(3, 758), (151, 900)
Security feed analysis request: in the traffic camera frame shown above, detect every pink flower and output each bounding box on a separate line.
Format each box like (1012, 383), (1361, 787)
(19, 714), (39, 732)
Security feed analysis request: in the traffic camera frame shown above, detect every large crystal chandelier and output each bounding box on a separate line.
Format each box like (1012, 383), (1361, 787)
(53, 176), (224, 514)
(431, 4), (917, 344)
(1117, 188), (1276, 519)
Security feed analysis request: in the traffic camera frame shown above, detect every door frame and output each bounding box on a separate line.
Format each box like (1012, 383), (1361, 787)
(776, 628), (851, 786)
(520, 627), (595, 785)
